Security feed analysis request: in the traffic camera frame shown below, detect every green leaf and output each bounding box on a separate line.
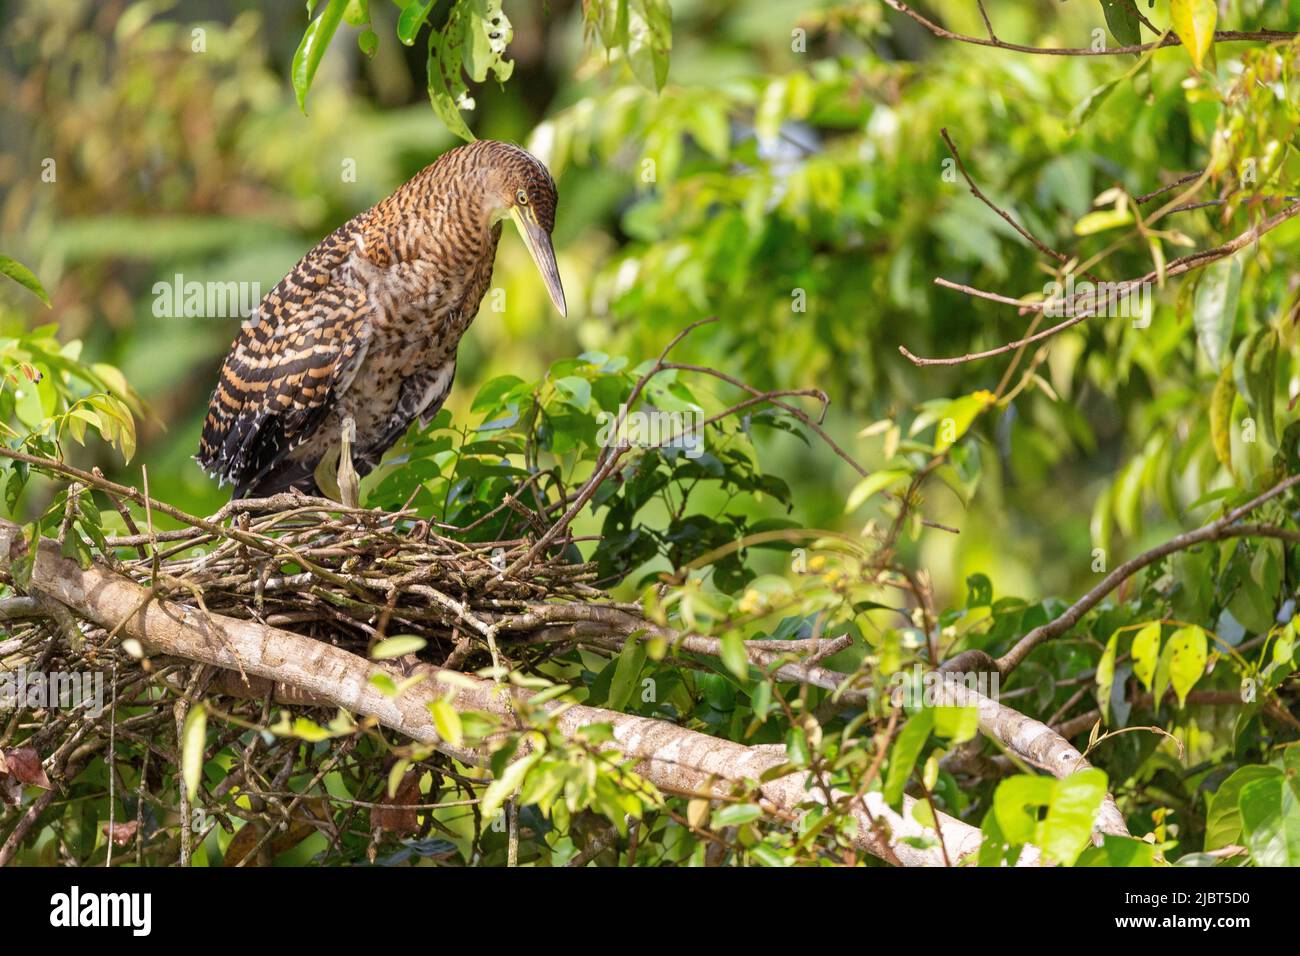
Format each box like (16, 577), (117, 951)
(481, 751), (541, 818)
(371, 636), (427, 660)
(1099, 0), (1141, 49)
(290, 717), (334, 741)
(181, 703), (207, 802)
(715, 630), (749, 683)
(624, 0), (672, 91)
(461, 0), (514, 84)
(1192, 254), (1241, 369)
(712, 803), (762, 827)
(0, 255), (52, 307)
(387, 759), (411, 799)
(844, 469), (909, 513)
(1236, 327), (1278, 447)
(747, 843), (788, 867)
(554, 376), (592, 410)
(426, 0), (514, 142)
(1205, 765), (1278, 850)
(933, 393), (991, 453)
(993, 774), (1056, 846)
(932, 705), (978, 744)
(1040, 768), (1108, 866)
(1167, 625), (1207, 707)
(1078, 834), (1157, 866)
(1170, 0), (1217, 70)
(1152, 634), (1174, 712)
(1068, 75), (1125, 131)
(883, 707), (934, 810)
(1239, 773), (1300, 866)
(397, 0), (435, 44)
(342, 0), (370, 27)
(369, 672), (398, 696)
(607, 635), (647, 710)
(1066, 33), (1164, 131)
(291, 0), (348, 114)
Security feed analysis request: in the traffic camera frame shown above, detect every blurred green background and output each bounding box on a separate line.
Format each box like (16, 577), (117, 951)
(2, 0), (1297, 609)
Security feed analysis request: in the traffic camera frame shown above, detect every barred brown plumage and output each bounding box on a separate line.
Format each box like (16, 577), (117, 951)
(196, 139), (566, 499)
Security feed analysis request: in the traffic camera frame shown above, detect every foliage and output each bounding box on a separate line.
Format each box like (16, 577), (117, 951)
(1, 0), (1300, 868)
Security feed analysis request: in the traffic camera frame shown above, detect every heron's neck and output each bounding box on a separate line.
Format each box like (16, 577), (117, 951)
(358, 169), (502, 270)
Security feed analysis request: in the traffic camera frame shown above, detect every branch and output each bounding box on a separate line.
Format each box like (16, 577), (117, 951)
(496, 603), (1130, 845)
(882, 0), (1296, 56)
(996, 479), (1300, 676)
(939, 128), (1099, 281)
(935, 682), (1129, 840)
(0, 517), (1023, 867)
(902, 200), (1300, 366)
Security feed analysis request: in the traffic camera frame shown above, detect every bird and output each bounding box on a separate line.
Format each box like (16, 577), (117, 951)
(196, 139), (566, 500)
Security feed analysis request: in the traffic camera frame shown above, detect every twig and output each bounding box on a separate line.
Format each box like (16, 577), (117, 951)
(882, 0), (1295, 56)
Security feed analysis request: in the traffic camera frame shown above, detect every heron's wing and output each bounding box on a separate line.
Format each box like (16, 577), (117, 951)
(353, 359), (458, 475)
(198, 284), (372, 494)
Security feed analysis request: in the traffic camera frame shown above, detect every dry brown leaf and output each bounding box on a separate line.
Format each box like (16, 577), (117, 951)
(3, 747), (51, 789)
(373, 769), (422, 835)
(102, 820), (140, 847)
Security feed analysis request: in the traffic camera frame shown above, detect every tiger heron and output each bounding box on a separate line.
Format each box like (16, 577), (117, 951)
(196, 139), (566, 500)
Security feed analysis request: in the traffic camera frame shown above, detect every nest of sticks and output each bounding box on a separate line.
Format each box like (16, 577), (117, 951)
(0, 486), (654, 864)
(106, 494), (616, 671)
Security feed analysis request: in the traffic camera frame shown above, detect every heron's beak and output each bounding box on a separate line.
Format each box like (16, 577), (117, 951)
(510, 207), (567, 317)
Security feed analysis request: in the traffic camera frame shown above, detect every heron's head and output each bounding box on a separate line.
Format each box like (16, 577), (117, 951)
(477, 140), (566, 317)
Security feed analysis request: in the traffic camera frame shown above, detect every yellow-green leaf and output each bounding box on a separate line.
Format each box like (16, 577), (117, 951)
(932, 705), (978, 744)
(387, 759), (411, 798)
(481, 751), (541, 818)
(428, 698), (464, 747)
(1074, 208), (1135, 236)
(844, 469), (909, 512)
(1096, 631), (1118, 723)
(181, 703), (207, 802)
(933, 393), (993, 453)
(1168, 625), (1208, 707)
(1131, 622), (1161, 692)
(687, 797), (710, 829)
(371, 636), (427, 660)
(1170, 0), (1216, 70)
(1210, 364), (1235, 472)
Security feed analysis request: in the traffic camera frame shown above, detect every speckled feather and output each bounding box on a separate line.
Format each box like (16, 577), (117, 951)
(197, 140), (558, 498)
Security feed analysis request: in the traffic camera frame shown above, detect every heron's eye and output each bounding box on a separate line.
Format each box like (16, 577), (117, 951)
(515, 189), (529, 205)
